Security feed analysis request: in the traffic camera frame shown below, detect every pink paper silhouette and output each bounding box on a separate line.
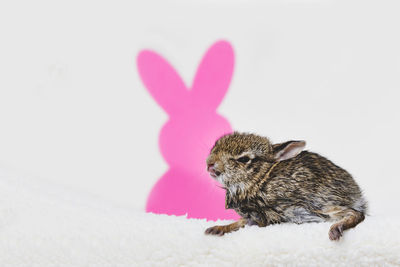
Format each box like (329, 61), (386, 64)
(137, 40), (239, 220)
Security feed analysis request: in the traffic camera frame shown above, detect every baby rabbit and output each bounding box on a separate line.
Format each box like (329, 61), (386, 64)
(205, 132), (367, 241)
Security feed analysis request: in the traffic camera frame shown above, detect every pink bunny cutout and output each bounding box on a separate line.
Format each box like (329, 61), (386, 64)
(137, 40), (239, 220)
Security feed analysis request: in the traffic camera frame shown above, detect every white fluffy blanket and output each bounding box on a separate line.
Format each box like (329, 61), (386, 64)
(0, 170), (399, 267)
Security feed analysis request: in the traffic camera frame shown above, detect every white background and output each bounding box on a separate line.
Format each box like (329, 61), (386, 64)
(0, 0), (399, 215)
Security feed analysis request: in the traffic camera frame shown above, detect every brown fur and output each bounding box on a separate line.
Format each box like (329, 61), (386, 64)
(204, 132), (367, 241)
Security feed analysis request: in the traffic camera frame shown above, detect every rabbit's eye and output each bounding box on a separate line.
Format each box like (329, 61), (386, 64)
(237, 156), (250, 163)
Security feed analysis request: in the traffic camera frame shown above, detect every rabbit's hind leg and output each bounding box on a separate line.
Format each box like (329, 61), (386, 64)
(322, 207), (365, 241)
(205, 218), (247, 236)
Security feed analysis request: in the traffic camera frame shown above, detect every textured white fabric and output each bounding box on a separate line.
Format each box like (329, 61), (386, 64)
(0, 170), (399, 267)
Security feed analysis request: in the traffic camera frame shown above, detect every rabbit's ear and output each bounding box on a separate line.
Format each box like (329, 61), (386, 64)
(137, 50), (189, 114)
(191, 40), (234, 110)
(273, 141), (306, 161)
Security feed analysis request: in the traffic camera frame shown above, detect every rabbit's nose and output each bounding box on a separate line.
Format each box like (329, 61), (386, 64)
(207, 163), (215, 173)
(207, 163), (221, 178)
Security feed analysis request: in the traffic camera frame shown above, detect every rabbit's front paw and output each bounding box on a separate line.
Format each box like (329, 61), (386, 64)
(205, 225), (227, 236)
(329, 223), (344, 241)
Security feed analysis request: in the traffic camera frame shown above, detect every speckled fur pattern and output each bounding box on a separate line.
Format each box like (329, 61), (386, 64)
(205, 132), (367, 240)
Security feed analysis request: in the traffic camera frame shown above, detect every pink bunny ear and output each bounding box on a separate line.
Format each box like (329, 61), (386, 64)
(191, 40), (234, 110)
(137, 50), (189, 114)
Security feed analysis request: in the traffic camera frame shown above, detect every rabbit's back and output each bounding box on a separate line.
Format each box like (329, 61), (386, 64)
(232, 151), (367, 225)
(270, 152), (365, 209)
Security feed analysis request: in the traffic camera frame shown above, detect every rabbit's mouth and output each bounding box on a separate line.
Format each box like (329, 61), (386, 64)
(208, 170), (221, 179)
(207, 163), (221, 178)
(209, 171), (226, 186)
